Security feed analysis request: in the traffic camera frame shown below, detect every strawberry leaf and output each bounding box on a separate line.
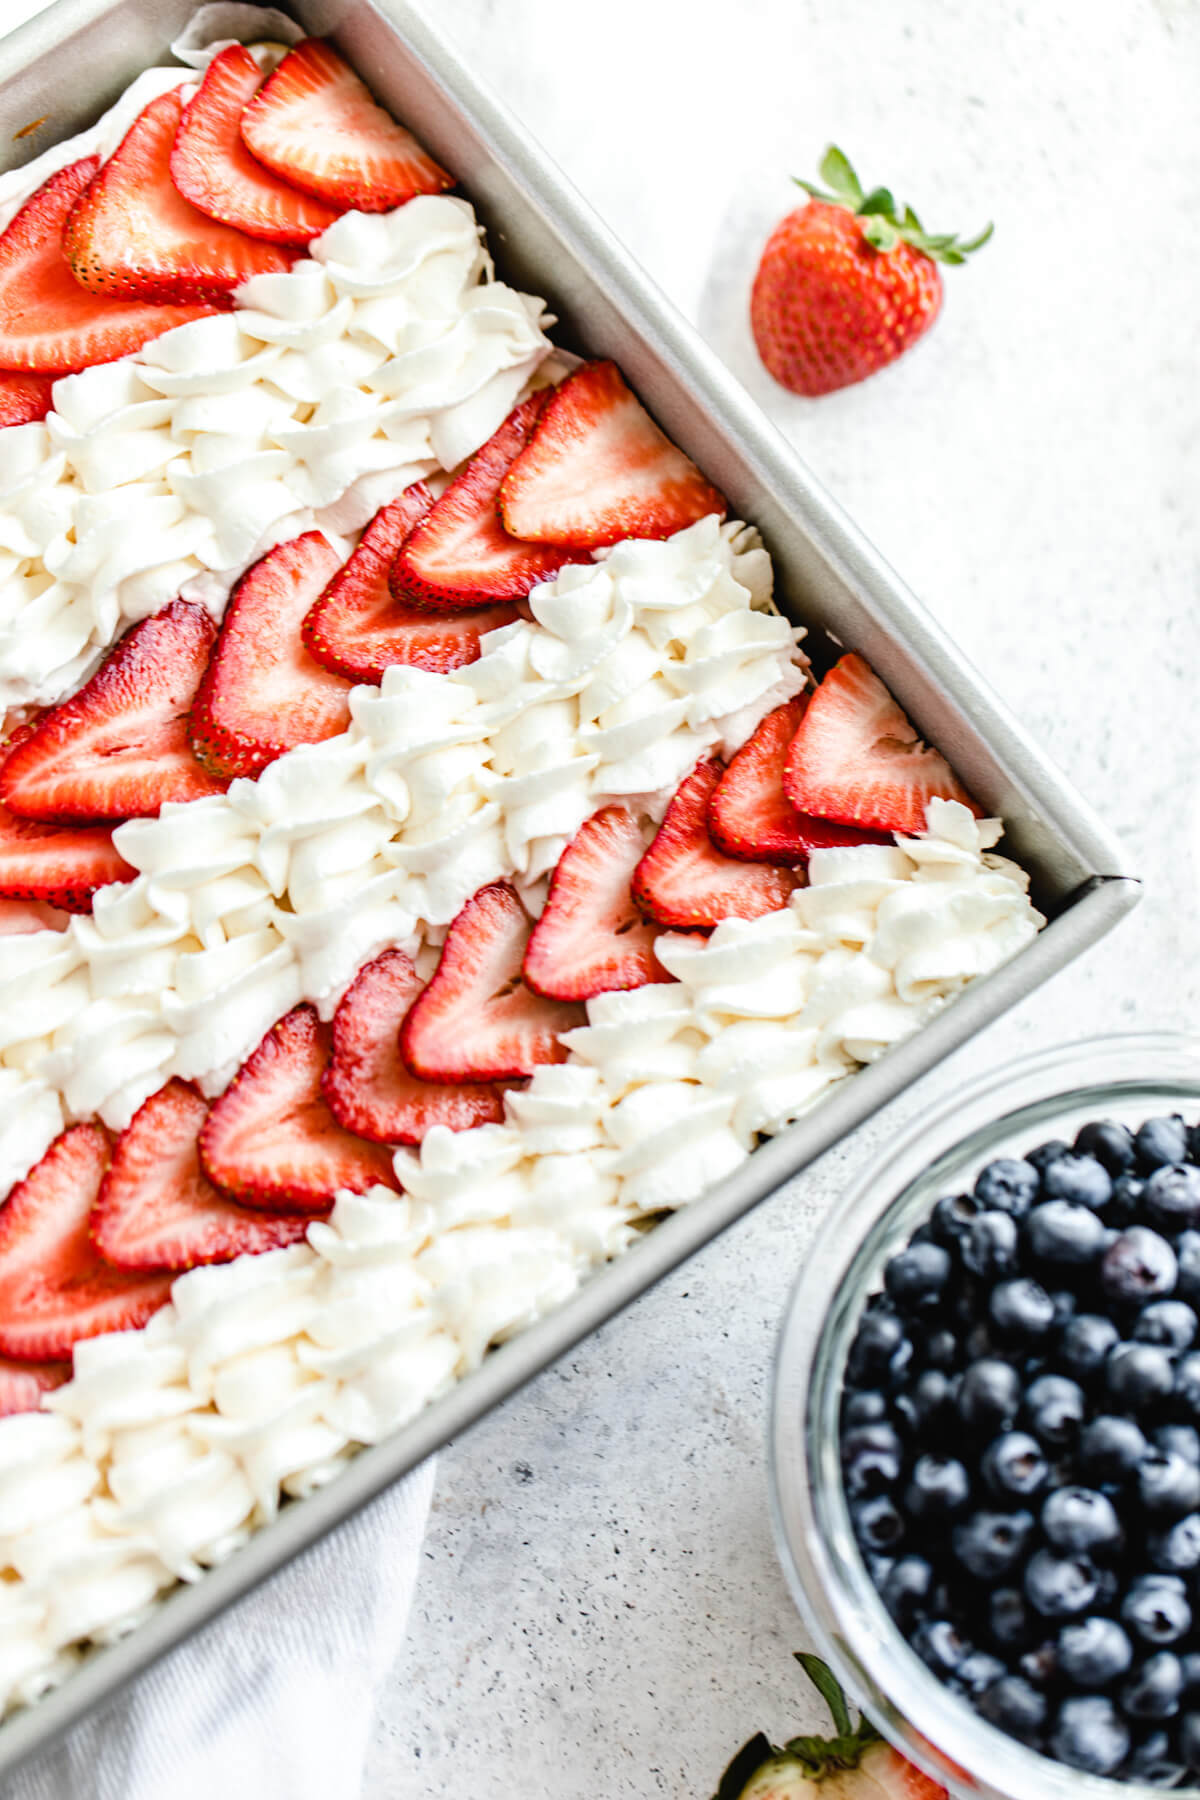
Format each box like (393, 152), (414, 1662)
(857, 185), (897, 217)
(818, 144), (863, 203)
(791, 148), (993, 265)
(794, 1650), (854, 1736)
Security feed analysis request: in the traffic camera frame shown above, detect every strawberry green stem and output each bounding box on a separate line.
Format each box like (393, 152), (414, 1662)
(795, 144), (993, 264)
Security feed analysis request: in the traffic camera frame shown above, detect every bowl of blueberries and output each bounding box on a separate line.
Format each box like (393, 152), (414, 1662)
(771, 1032), (1200, 1796)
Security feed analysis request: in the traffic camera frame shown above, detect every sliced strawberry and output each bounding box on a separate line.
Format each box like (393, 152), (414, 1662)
(199, 1003), (398, 1212)
(171, 44), (341, 246)
(302, 484), (517, 678)
(323, 948), (504, 1144)
(783, 652), (980, 834)
(93, 1078), (316, 1271)
(0, 729), (134, 910)
(0, 370), (55, 426)
(0, 157), (213, 373)
(189, 531), (351, 780)
(0, 897), (68, 934)
(709, 696), (892, 863)
(401, 883), (584, 1083)
(632, 756), (800, 930)
(63, 91), (291, 306)
(522, 806), (665, 1002)
(0, 600), (227, 823)
(240, 38), (452, 213)
(392, 394), (581, 609)
(499, 361), (727, 548)
(0, 1356), (69, 1416)
(0, 1124), (172, 1362)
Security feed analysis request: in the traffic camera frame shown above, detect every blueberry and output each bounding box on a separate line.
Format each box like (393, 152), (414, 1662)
(1042, 1153), (1114, 1211)
(1137, 1115), (1191, 1170)
(988, 1278), (1055, 1343)
(1123, 1574), (1192, 1646)
(850, 1494), (906, 1552)
(904, 1454), (971, 1519)
(1075, 1118), (1136, 1176)
(1156, 1423), (1200, 1465)
(1124, 1730), (1186, 1786)
(1059, 1312), (1120, 1382)
(1180, 1710), (1200, 1772)
(981, 1431), (1048, 1501)
(1135, 1299), (1198, 1352)
(1078, 1414), (1148, 1483)
(1183, 1652), (1200, 1696)
(1057, 1615), (1133, 1686)
(1041, 1486), (1123, 1556)
(1175, 1232), (1200, 1304)
(1048, 1288), (1077, 1328)
(1023, 1373), (1086, 1447)
(1019, 1640), (1060, 1686)
(1101, 1227), (1178, 1304)
(911, 1618), (969, 1680)
(953, 1508), (1035, 1580)
(989, 1586), (1033, 1650)
(956, 1649), (1007, 1696)
(884, 1241), (953, 1311)
(1025, 1548), (1101, 1617)
(841, 1423), (904, 1495)
(973, 1157), (1039, 1216)
(930, 1193), (980, 1249)
(847, 1307), (913, 1388)
(957, 1358), (1022, 1434)
(1122, 1651), (1185, 1719)
(1149, 1512), (1200, 1574)
(921, 1328), (960, 1370)
(841, 1389), (889, 1428)
(1106, 1341), (1175, 1409)
(880, 1554), (933, 1624)
(1050, 1695), (1130, 1774)
(1174, 1351), (1200, 1419)
(1026, 1200), (1108, 1266)
(1138, 1449), (1200, 1520)
(1028, 1138), (1072, 1175)
(978, 1673), (1048, 1743)
(1143, 1163), (1200, 1234)
(910, 1369), (958, 1435)
(963, 1210), (1019, 1280)
(1104, 1172), (1145, 1227)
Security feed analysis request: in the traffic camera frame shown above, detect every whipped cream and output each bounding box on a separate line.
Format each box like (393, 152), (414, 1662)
(0, 192), (552, 718)
(0, 516), (800, 1151)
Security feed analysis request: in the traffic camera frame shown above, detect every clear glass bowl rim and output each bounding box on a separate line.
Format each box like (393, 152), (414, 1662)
(770, 1030), (1200, 1800)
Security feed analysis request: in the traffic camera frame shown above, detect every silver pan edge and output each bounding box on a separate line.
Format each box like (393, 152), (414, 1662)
(0, 0), (1139, 1772)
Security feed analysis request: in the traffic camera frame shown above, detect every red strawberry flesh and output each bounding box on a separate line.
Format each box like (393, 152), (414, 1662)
(199, 1003), (398, 1211)
(522, 805), (666, 1001)
(632, 755), (801, 930)
(401, 882), (584, 1083)
(0, 1124), (171, 1361)
(393, 393), (582, 609)
(63, 91), (292, 306)
(499, 360), (727, 548)
(0, 157), (214, 373)
(171, 44), (341, 246)
(0, 728), (134, 911)
(783, 652), (979, 834)
(0, 600), (227, 823)
(302, 484), (518, 679)
(708, 696), (891, 862)
(323, 948), (504, 1143)
(189, 530), (352, 780)
(0, 1356), (69, 1416)
(240, 38), (453, 213)
(0, 370), (55, 426)
(93, 1078), (317, 1271)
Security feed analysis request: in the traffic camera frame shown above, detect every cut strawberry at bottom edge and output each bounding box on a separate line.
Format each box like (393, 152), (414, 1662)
(0, 1356), (70, 1416)
(0, 371), (55, 427)
(199, 1003), (399, 1211)
(0, 731), (135, 909)
(0, 1124), (172, 1362)
(93, 1078), (320, 1272)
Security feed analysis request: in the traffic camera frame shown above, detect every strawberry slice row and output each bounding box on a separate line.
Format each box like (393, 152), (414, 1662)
(0, 39), (450, 383)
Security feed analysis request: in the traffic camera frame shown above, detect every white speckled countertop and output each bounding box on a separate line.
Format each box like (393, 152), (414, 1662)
(366, 0), (1199, 1792)
(3, 0), (1198, 1791)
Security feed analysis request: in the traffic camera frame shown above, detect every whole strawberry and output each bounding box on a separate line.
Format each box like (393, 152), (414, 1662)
(714, 1654), (947, 1799)
(750, 147), (991, 396)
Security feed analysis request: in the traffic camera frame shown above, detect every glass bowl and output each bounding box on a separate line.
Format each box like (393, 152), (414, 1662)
(770, 1032), (1200, 1800)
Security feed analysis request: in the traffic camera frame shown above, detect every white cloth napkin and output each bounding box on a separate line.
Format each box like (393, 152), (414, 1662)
(6, 1458), (436, 1800)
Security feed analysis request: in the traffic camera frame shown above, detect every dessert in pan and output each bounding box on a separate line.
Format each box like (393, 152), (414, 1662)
(0, 16), (1043, 1715)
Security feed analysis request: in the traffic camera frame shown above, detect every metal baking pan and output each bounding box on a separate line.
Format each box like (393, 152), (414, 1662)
(0, 0), (1139, 1772)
